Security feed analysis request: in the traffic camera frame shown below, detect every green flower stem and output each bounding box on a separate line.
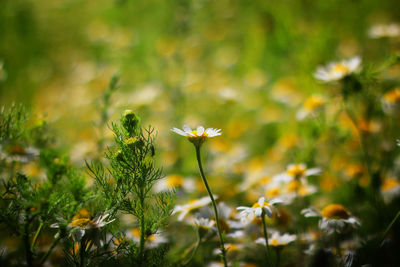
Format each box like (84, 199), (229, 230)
(31, 221), (43, 251)
(261, 212), (273, 267)
(381, 210), (400, 247)
(195, 145), (228, 267)
(139, 190), (146, 266)
(275, 247), (282, 267)
(39, 236), (61, 266)
(182, 232), (202, 266)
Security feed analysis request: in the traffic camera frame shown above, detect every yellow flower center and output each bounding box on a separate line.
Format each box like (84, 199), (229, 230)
(166, 174), (183, 187)
(69, 218), (97, 228)
(252, 201), (269, 209)
(228, 244), (239, 251)
(72, 208), (91, 221)
(287, 180), (301, 193)
(266, 188), (281, 198)
(304, 96), (325, 111)
(321, 204), (349, 219)
(381, 178), (399, 191)
(189, 130), (208, 138)
(286, 164), (306, 178)
(333, 64), (350, 74)
(148, 234), (156, 242)
(270, 238), (278, 246)
(131, 228), (141, 238)
(383, 89), (400, 104)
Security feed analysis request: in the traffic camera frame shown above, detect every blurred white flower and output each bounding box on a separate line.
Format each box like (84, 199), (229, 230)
(255, 231), (297, 247)
(302, 204), (360, 234)
(369, 23), (400, 38)
(381, 177), (400, 203)
(296, 95), (326, 121)
(237, 197), (282, 222)
(172, 196), (214, 221)
(127, 228), (168, 248)
(314, 57), (361, 82)
(381, 88), (400, 114)
(153, 174), (195, 193)
(274, 163), (321, 183)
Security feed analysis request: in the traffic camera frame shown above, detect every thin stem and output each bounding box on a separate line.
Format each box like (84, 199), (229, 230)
(381, 210), (400, 247)
(31, 222), (44, 251)
(276, 248), (281, 267)
(139, 192), (146, 266)
(195, 146), (228, 267)
(261, 213), (273, 267)
(182, 232), (202, 266)
(39, 236), (61, 266)
(79, 239), (86, 267)
(24, 220), (33, 267)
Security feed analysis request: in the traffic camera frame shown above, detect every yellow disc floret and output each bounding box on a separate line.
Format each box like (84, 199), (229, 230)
(321, 204), (349, 219)
(69, 218), (97, 228)
(286, 164), (306, 178)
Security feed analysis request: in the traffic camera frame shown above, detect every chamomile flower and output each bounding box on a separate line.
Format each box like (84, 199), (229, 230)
(382, 88), (400, 114)
(194, 217), (216, 230)
(314, 57), (361, 82)
(127, 228), (168, 248)
(171, 125), (222, 146)
(302, 204), (360, 234)
(172, 196), (214, 221)
(368, 23), (400, 38)
(153, 174), (195, 193)
(237, 197), (282, 222)
(296, 95), (326, 121)
(274, 163), (321, 183)
(255, 231), (297, 247)
(52, 213), (114, 242)
(380, 177), (400, 203)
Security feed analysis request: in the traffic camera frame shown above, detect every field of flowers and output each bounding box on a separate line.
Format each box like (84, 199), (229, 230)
(1, 0), (400, 266)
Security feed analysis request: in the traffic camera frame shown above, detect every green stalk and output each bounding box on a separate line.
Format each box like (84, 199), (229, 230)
(39, 236), (61, 266)
(182, 232), (202, 266)
(381, 210), (400, 247)
(31, 222), (44, 251)
(139, 192), (146, 266)
(261, 213), (273, 267)
(195, 146), (228, 267)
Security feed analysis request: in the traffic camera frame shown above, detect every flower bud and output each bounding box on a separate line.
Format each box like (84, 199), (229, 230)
(122, 110), (140, 137)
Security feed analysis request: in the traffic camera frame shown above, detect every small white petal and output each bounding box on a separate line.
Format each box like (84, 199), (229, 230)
(183, 125), (192, 133)
(197, 126), (205, 135)
(171, 128), (188, 136)
(255, 207), (263, 217)
(258, 197), (265, 206)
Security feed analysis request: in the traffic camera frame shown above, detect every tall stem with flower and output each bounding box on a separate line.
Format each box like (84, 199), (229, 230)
(172, 126), (227, 267)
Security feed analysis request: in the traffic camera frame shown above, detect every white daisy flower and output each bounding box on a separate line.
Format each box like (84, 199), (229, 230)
(237, 197), (282, 222)
(172, 196), (214, 221)
(171, 125), (222, 146)
(381, 177), (400, 203)
(314, 57), (361, 82)
(296, 95), (326, 121)
(52, 213), (115, 242)
(255, 231), (297, 247)
(194, 217), (215, 229)
(274, 163), (321, 183)
(153, 174), (195, 193)
(381, 88), (400, 114)
(368, 23), (400, 39)
(127, 228), (168, 248)
(302, 204), (360, 234)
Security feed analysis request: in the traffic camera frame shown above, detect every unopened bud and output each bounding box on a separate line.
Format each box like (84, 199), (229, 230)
(122, 110), (140, 137)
